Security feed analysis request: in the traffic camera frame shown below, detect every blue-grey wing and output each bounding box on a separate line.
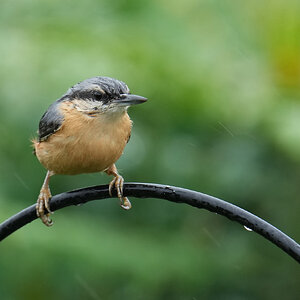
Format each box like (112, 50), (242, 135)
(38, 101), (64, 142)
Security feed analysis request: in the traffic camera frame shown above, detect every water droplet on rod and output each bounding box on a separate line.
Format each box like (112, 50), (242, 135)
(244, 225), (253, 231)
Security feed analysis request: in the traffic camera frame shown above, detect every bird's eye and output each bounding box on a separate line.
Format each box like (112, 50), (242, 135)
(93, 92), (103, 101)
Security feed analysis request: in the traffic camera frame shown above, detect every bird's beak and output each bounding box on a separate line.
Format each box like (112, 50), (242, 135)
(112, 94), (148, 106)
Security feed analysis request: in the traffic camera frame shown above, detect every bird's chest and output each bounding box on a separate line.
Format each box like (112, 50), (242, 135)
(67, 112), (131, 158)
(36, 105), (132, 175)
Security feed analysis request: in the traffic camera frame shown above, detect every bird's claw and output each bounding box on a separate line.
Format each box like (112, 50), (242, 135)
(36, 188), (53, 227)
(109, 175), (131, 210)
(120, 197), (132, 210)
(109, 175), (123, 198)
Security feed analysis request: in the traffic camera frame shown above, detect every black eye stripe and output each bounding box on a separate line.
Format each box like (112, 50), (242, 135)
(63, 76), (130, 102)
(93, 91), (104, 101)
(70, 90), (112, 102)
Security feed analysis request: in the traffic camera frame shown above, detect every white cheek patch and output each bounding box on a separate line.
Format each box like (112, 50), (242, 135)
(72, 99), (104, 113)
(71, 98), (128, 117)
(108, 106), (128, 114)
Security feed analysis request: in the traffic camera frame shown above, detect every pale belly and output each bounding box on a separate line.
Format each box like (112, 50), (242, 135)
(34, 107), (132, 175)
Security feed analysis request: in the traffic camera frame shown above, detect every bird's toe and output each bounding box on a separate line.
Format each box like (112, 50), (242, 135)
(120, 197), (131, 210)
(36, 188), (53, 226)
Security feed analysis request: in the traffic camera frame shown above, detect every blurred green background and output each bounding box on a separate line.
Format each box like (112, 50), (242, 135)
(0, 0), (299, 299)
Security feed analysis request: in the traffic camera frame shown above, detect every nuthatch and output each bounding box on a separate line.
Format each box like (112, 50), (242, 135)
(33, 76), (147, 226)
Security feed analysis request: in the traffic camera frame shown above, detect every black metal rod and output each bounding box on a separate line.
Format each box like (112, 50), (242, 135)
(0, 182), (299, 263)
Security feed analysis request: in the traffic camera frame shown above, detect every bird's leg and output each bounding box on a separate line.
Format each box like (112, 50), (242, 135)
(36, 170), (55, 226)
(105, 164), (131, 210)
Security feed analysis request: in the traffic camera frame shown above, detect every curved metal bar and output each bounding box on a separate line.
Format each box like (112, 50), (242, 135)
(0, 182), (299, 263)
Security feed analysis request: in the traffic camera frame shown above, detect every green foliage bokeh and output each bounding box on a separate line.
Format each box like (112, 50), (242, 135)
(0, 0), (299, 299)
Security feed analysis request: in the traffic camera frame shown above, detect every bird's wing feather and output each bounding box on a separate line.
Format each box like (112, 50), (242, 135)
(38, 101), (64, 142)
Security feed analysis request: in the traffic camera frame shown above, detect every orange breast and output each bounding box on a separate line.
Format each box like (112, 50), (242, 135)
(34, 102), (132, 175)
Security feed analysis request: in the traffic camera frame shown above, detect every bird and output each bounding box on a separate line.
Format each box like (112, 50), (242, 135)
(32, 76), (147, 226)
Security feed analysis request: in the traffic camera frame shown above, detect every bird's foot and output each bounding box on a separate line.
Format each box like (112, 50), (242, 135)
(109, 175), (132, 210)
(36, 187), (53, 227)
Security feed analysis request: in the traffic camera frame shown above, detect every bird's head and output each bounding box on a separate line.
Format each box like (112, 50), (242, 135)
(62, 76), (147, 114)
